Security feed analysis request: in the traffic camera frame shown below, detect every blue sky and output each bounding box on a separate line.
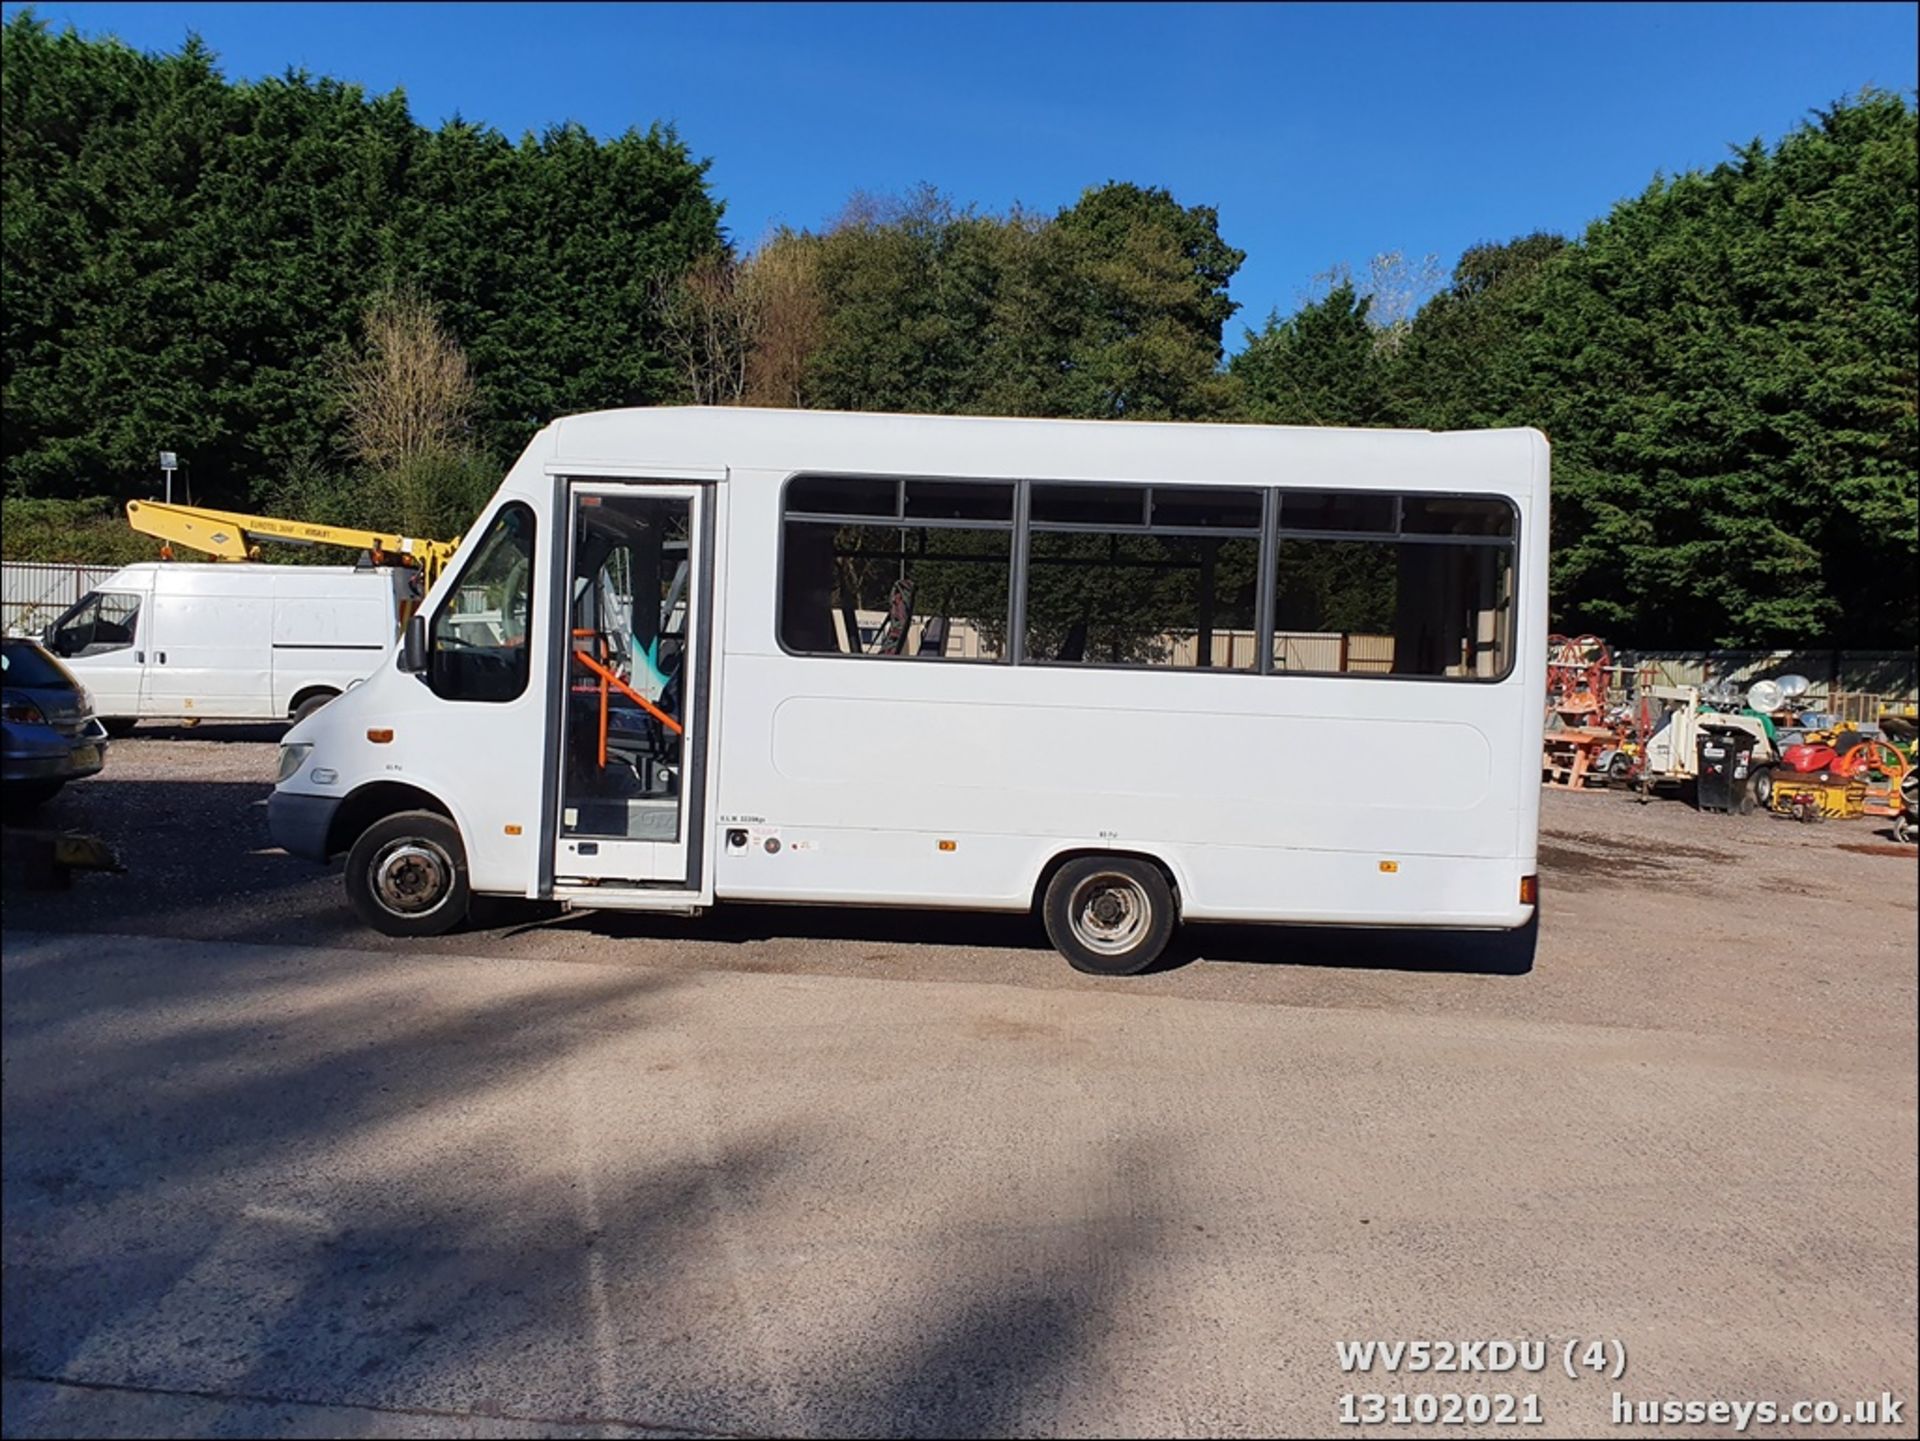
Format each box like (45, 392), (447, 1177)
(9, 2), (1915, 348)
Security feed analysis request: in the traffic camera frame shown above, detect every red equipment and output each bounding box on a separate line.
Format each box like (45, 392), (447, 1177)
(1547, 634), (1613, 722)
(1542, 634), (1621, 791)
(1782, 743), (1838, 773)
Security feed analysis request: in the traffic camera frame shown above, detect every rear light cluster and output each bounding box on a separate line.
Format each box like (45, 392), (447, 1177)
(1, 696), (47, 725)
(1520, 875), (1539, 906)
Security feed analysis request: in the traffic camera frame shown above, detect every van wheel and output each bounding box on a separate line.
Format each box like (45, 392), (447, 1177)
(101, 718), (138, 738)
(1043, 857), (1176, 976)
(345, 810), (470, 937)
(291, 692), (337, 726)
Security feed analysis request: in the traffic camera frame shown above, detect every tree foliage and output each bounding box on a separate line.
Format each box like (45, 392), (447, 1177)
(1232, 283), (1393, 428)
(336, 288), (476, 473)
(1, 12), (723, 509)
(752, 182), (1244, 421)
(1507, 94), (1919, 646)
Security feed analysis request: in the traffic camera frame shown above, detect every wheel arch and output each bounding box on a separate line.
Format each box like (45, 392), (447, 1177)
(287, 684), (342, 718)
(1030, 846), (1185, 919)
(325, 780), (457, 859)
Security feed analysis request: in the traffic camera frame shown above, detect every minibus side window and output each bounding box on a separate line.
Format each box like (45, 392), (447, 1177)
(1272, 493), (1515, 679)
(1024, 486), (1262, 669)
(428, 503), (535, 702)
(781, 478), (1013, 660)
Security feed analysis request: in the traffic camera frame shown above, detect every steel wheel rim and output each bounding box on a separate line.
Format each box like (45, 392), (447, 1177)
(371, 839), (453, 916)
(1068, 872), (1151, 955)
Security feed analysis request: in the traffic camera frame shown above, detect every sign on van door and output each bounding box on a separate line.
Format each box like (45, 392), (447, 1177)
(141, 586), (274, 718)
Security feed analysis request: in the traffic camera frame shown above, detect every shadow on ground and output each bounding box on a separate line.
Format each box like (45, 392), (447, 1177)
(518, 902), (1539, 977)
(3, 922), (1167, 1436)
(8, 769), (1536, 978)
(1173, 911), (1538, 975)
(110, 721), (289, 744)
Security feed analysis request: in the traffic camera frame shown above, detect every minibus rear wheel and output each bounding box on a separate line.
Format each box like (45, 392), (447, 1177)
(345, 810), (471, 937)
(1043, 857), (1176, 976)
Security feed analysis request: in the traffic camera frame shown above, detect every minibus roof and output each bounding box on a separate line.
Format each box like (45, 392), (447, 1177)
(535, 406), (1545, 491)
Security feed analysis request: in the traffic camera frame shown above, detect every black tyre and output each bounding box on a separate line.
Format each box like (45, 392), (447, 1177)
(291, 692), (338, 726)
(5, 779), (65, 811)
(1750, 766), (1773, 810)
(100, 717), (138, 738)
(1042, 856), (1176, 976)
(344, 809), (470, 937)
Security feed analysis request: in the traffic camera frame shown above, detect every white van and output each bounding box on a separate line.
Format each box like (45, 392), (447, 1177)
(270, 406), (1547, 975)
(45, 562), (412, 734)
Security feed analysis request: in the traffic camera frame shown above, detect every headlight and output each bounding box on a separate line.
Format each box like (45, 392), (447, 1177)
(276, 743), (313, 785)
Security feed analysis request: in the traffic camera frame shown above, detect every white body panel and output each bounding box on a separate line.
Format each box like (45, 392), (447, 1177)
(62, 563), (405, 722)
(280, 407), (1548, 929)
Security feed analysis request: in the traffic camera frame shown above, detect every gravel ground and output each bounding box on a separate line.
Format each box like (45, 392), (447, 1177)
(4, 721), (1915, 1045)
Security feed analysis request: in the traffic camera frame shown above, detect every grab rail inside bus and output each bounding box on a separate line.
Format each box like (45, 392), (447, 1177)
(570, 646), (684, 769)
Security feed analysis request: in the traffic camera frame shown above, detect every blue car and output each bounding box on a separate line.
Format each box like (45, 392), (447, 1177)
(2, 637), (109, 809)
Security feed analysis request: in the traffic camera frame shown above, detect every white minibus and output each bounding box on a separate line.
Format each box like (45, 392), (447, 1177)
(47, 562), (412, 733)
(270, 407), (1547, 974)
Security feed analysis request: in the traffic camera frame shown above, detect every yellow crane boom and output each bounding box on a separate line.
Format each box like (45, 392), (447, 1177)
(125, 500), (460, 586)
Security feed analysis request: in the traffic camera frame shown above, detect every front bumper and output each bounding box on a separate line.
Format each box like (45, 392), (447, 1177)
(269, 789), (342, 862)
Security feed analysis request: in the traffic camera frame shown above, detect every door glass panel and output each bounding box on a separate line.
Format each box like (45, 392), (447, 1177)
(561, 493), (692, 841)
(50, 591), (141, 657)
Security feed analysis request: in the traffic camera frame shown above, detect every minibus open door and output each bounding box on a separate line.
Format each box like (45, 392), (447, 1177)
(543, 478), (718, 903)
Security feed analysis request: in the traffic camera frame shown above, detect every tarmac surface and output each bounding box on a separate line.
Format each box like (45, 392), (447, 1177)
(3, 726), (1916, 1436)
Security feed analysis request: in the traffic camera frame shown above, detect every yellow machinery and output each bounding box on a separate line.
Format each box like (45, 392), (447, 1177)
(1765, 728), (1908, 823)
(1768, 772), (1868, 821)
(125, 500), (460, 588)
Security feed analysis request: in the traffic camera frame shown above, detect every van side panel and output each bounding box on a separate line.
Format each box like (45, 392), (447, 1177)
(268, 570), (402, 716)
(142, 575), (274, 718)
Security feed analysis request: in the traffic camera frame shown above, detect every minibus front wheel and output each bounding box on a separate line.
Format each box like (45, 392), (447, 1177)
(1042, 856), (1176, 976)
(345, 810), (471, 937)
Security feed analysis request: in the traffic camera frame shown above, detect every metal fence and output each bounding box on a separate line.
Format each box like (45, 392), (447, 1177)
(1621, 648), (1918, 720)
(1622, 648), (1917, 697)
(2, 561), (123, 639)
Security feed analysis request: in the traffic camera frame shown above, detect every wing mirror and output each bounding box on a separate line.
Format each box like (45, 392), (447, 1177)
(401, 613), (428, 673)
